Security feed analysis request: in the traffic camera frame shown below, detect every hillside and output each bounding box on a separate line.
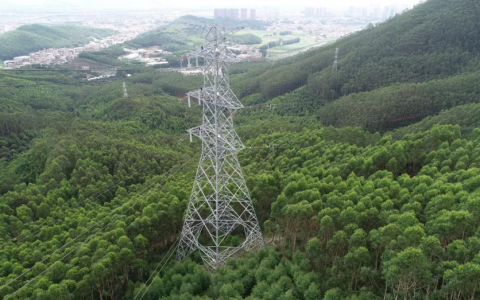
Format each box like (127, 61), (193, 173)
(1, 1), (480, 299)
(0, 65), (480, 300)
(127, 15), (268, 51)
(317, 71), (480, 132)
(390, 102), (480, 138)
(229, 0), (480, 131)
(75, 15), (269, 68)
(0, 24), (116, 60)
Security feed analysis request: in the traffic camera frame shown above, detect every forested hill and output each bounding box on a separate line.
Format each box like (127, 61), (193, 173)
(233, 0), (480, 100)
(229, 0), (480, 132)
(2, 1), (480, 299)
(1, 67), (480, 299)
(0, 25), (116, 60)
(126, 15), (268, 51)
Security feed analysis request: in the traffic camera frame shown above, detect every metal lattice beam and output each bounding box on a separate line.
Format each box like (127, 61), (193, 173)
(332, 48), (339, 75)
(176, 25), (264, 271)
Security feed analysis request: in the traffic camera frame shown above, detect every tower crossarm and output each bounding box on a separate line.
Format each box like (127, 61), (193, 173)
(187, 125), (246, 151)
(194, 49), (242, 64)
(187, 88), (244, 110)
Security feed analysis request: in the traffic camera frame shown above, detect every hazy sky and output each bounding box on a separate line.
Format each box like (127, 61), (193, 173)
(2, 0), (425, 10)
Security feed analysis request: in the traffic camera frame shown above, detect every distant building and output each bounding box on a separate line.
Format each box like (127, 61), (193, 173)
(305, 7), (314, 18)
(14, 56), (30, 63)
(305, 6), (328, 18)
(124, 53), (140, 60)
(214, 8), (246, 20)
(241, 8), (248, 20)
(4, 60), (15, 68)
(263, 6), (279, 19)
(180, 69), (203, 76)
(229, 9), (239, 20)
(250, 9), (256, 20)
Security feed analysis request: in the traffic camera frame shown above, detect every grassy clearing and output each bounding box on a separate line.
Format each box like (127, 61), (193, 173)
(235, 29), (322, 55)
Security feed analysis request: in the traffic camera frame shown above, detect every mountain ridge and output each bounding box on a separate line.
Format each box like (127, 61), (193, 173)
(0, 24), (117, 61)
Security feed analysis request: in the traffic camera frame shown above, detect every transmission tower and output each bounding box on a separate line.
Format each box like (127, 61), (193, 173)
(332, 48), (339, 75)
(123, 82), (128, 98)
(176, 25), (264, 271)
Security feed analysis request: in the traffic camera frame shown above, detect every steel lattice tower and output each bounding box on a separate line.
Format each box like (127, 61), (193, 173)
(332, 48), (339, 75)
(176, 25), (264, 270)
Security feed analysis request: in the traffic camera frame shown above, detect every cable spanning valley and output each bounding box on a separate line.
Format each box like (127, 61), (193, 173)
(1, 0), (480, 299)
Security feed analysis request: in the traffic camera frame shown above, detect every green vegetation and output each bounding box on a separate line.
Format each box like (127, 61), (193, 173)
(2, 0), (480, 299)
(127, 26), (191, 52)
(282, 37), (300, 45)
(260, 37), (301, 50)
(231, 0), (480, 126)
(279, 31), (292, 36)
(0, 24), (116, 60)
(1, 64), (480, 300)
(391, 102), (480, 139)
(231, 33), (262, 45)
(128, 15), (268, 51)
(317, 71), (480, 132)
(77, 45), (127, 66)
(259, 38), (302, 57)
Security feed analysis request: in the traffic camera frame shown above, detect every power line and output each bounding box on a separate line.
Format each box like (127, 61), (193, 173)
(3, 203), (137, 300)
(2, 201), (137, 298)
(134, 237), (180, 300)
(6, 129), (196, 245)
(0, 156), (193, 296)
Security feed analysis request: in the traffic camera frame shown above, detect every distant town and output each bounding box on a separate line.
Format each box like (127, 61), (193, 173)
(0, 3), (417, 69)
(3, 31), (149, 69)
(0, 11), (171, 69)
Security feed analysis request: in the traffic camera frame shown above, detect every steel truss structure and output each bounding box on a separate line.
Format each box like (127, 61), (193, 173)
(332, 48), (339, 74)
(176, 25), (264, 270)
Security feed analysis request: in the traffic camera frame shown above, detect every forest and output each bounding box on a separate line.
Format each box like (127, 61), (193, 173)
(1, 0), (480, 299)
(229, 0), (480, 128)
(231, 34), (263, 45)
(0, 25), (116, 61)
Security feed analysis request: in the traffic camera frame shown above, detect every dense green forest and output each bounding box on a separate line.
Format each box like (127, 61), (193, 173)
(231, 34), (262, 45)
(1, 0), (480, 299)
(1, 65), (480, 299)
(0, 25), (117, 61)
(1, 71), (480, 300)
(228, 0), (480, 131)
(77, 46), (128, 67)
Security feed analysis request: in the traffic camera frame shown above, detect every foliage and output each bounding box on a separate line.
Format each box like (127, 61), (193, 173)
(282, 38), (300, 45)
(231, 34), (262, 45)
(318, 71), (480, 132)
(77, 45), (127, 66)
(2, 2), (480, 299)
(230, 0), (480, 103)
(391, 102), (480, 139)
(0, 24), (116, 60)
